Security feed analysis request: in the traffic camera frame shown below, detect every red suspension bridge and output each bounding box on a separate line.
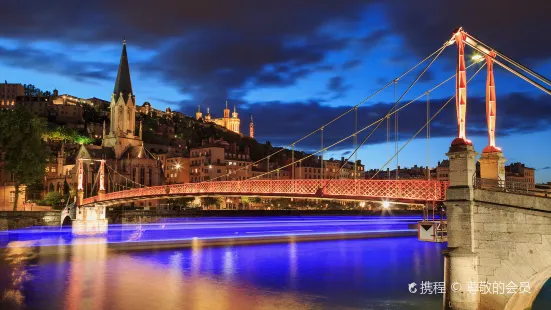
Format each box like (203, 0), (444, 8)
(76, 27), (551, 208)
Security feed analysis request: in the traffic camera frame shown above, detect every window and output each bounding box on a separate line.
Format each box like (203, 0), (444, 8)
(9, 191), (15, 202)
(140, 167), (145, 185)
(45, 167), (50, 172)
(148, 168), (153, 186)
(51, 167), (56, 173)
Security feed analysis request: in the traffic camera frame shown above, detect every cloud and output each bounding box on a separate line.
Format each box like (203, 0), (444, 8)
(0, 45), (114, 82)
(0, 0), (374, 104)
(341, 59), (362, 70)
(325, 76), (350, 99)
(383, 0), (551, 63)
(539, 166), (551, 171)
(242, 92), (551, 151)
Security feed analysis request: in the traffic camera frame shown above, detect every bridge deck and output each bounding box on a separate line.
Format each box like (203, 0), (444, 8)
(82, 179), (449, 206)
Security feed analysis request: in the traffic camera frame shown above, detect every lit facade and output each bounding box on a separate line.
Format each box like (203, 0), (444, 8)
(291, 157), (364, 180)
(435, 160), (450, 182)
(505, 162), (535, 190)
(0, 165), (26, 211)
(166, 156), (190, 184)
(0, 82), (24, 109)
(68, 40), (165, 208)
(196, 101), (244, 135)
(190, 138), (252, 182)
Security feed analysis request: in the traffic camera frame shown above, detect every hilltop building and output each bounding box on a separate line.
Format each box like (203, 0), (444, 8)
(196, 102), (251, 136)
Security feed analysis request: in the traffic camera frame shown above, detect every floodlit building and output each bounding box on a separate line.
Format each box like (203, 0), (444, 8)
(196, 101), (246, 136)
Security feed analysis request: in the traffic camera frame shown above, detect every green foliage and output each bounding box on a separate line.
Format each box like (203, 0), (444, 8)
(201, 197), (222, 207)
(240, 196), (250, 204)
(44, 191), (63, 209)
(0, 107), (48, 210)
(44, 126), (93, 145)
(168, 197), (196, 208)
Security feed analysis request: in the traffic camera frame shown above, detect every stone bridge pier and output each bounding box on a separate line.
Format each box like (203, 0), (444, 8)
(72, 189), (108, 235)
(443, 143), (551, 310)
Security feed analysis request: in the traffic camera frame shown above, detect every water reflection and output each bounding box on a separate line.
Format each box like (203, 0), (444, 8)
(2, 241), (37, 308)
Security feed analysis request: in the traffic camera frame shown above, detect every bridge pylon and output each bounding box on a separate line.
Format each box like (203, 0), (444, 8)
(72, 159), (108, 235)
(443, 142), (479, 310)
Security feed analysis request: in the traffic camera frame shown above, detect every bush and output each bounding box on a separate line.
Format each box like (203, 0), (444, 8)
(44, 191), (63, 209)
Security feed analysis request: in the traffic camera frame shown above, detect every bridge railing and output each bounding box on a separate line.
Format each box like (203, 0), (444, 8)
(474, 178), (549, 197)
(81, 179), (449, 206)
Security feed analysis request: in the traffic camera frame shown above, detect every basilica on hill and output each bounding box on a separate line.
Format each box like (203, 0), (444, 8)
(195, 102), (255, 138)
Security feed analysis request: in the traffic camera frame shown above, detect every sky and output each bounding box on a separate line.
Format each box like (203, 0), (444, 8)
(1, 0), (551, 182)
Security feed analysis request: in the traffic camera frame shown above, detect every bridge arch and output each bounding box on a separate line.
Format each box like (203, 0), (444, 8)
(504, 266), (551, 310)
(61, 216), (72, 227)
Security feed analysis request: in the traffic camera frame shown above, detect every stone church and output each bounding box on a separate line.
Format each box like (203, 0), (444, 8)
(72, 41), (164, 207)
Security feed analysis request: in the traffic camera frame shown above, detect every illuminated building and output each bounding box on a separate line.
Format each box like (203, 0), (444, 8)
(0, 81), (24, 109)
(190, 138), (252, 182)
(166, 156), (190, 184)
(291, 157), (364, 179)
(0, 164), (26, 211)
(196, 101), (242, 135)
(69, 40), (165, 208)
(435, 160), (450, 181)
(505, 162), (535, 190)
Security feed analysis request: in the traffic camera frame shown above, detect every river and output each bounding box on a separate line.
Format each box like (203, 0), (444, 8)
(0, 216), (549, 309)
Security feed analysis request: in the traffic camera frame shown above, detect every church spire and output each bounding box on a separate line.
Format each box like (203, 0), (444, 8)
(113, 39), (133, 102)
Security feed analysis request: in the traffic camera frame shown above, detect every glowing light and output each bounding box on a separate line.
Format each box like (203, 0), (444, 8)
(471, 54), (483, 62)
(382, 201), (391, 209)
(175, 163), (181, 170)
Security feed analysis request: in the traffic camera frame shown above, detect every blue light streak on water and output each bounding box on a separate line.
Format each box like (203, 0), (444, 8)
(0, 216), (424, 248)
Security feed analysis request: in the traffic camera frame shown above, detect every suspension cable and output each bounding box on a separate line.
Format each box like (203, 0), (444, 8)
(320, 42), (448, 188)
(106, 164), (146, 188)
(466, 33), (551, 87)
(394, 79), (399, 179)
(209, 43), (449, 182)
(463, 40), (551, 96)
(254, 50), (471, 182)
(426, 91), (430, 180)
(371, 62), (487, 179)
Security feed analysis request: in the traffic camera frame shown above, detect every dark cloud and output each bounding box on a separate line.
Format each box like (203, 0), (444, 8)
(245, 93), (551, 151)
(359, 29), (390, 48)
(383, 1), (551, 63)
(539, 167), (551, 171)
(0, 0), (374, 104)
(325, 76), (350, 99)
(0, 45), (114, 82)
(341, 59), (362, 70)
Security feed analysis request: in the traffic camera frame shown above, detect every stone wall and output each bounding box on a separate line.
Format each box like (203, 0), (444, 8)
(472, 190), (551, 310)
(0, 211), (61, 230)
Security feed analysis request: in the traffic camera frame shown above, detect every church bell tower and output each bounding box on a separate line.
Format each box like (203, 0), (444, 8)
(102, 40), (142, 157)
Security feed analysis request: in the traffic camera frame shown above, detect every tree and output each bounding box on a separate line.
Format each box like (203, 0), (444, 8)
(201, 197), (222, 208)
(44, 191), (63, 209)
(23, 84), (43, 97)
(0, 107), (48, 210)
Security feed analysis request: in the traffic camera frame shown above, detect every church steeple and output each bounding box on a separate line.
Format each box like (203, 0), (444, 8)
(113, 40), (133, 103)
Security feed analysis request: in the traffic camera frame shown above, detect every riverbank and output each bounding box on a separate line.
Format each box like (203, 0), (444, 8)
(0, 211), (61, 230)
